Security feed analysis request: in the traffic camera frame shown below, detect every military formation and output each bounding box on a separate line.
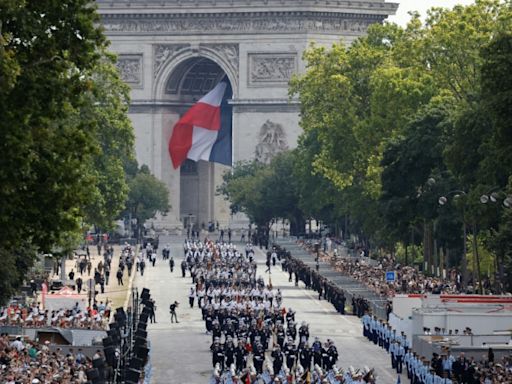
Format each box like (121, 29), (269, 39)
(179, 239), (377, 384)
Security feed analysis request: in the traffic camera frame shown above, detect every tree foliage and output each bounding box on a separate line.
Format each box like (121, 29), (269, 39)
(219, 0), (512, 292)
(0, 0), (135, 304)
(125, 165), (170, 237)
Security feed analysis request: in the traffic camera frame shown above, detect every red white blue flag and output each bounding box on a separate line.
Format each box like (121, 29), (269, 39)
(168, 81), (232, 168)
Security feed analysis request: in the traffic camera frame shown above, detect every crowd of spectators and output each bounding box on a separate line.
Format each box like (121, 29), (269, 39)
(0, 301), (111, 330)
(289, 240), (512, 384)
(0, 333), (111, 383)
(298, 240), (484, 298)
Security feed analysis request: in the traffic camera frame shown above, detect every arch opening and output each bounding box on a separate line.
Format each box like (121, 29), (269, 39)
(166, 57), (232, 228)
(166, 57), (226, 101)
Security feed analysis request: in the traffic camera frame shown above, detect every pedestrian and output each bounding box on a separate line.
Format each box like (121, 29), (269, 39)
(169, 301), (179, 323)
(76, 277), (83, 294)
(140, 259), (146, 276)
(151, 253), (156, 267)
(99, 275), (105, 294)
(126, 259), (133, 277)
(116, 268), (123, 286)
(169, 257), (175, 272)
(189, 287), (196, 308)
(104, 266), (110, 285)
(87, 260), (92, 276)
(181, 260), (187, 277)
(149, 299), (157, 323)
(68, 269), (75, 281)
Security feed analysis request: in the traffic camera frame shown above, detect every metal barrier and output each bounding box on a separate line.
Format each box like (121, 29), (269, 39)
(0, 325), (23, 335)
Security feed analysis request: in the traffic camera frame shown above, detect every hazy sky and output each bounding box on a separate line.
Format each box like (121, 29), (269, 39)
(387, 0), (476, 26)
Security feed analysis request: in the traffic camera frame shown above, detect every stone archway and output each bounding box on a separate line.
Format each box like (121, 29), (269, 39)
(162, 56), (233, 230)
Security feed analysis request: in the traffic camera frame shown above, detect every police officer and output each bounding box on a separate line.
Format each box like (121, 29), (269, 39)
(395, 340), (404, 374)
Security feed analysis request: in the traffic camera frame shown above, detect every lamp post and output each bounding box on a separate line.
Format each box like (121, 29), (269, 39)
(479, 190), (512, 293)
(438, 190), (471, 292)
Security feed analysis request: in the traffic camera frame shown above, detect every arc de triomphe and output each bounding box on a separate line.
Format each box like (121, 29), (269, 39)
(98, 0), (397, 231)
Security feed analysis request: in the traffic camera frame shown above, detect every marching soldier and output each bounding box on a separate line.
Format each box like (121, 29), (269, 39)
(271, 344), (284, 375)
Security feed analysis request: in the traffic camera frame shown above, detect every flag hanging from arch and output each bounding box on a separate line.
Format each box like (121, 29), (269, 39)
(168, 80), (232, 169)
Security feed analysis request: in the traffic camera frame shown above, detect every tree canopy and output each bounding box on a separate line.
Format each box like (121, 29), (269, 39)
(221, 0), (512, 292)
(0, 0), (136, 303)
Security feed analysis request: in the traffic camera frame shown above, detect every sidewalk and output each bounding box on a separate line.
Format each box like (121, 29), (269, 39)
(45, 244), (135, 310)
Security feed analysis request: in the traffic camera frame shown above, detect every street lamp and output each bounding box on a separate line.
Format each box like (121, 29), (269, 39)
(438, 190), (471, 292)
(480, 190), (512, 208)
(479, 189), (512, 293)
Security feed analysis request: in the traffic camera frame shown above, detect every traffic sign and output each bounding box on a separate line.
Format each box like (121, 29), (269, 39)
(386, 271), (396, 282)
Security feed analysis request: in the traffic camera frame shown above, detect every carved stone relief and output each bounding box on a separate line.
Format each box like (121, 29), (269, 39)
(101, 14), (375, 35)
(199, 43), (239, 81)
(153, 44), (190, 78)
(116, 54), (143, 87)
(255, 120), (288, 164)
(249, 53), (297, 86)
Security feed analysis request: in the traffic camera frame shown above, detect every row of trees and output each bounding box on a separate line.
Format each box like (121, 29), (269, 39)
(220, 0), (512, 292)
(0, 0), (169, 304)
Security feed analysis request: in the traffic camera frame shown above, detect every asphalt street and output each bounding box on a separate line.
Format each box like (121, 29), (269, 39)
(134, 235), (399, 384)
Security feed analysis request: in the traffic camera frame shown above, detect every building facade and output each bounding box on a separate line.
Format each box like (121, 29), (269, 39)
(97, 0), (398, 230)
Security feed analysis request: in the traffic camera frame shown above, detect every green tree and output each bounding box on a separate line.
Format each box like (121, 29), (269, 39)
(125, 165), (170, 240)
(81, 54), (135, 229)
(0, 0), (135, 304)
(219, 153), (304, 235)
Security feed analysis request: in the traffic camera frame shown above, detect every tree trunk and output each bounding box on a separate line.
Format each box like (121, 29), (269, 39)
(472, 223), (483, 294)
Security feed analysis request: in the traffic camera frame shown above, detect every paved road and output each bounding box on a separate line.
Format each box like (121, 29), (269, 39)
(134, 236), (399, 384)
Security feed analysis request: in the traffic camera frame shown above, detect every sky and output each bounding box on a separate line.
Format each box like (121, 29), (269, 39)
(387, 0), (476, 26)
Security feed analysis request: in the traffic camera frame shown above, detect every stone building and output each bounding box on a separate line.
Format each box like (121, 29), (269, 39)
(97, 0), (398, 231)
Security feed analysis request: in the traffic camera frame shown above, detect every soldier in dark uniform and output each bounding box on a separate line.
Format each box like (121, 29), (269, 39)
(224, 337), (236, 369)
(210, 338), (225, 370)
(312, 337), (322, 367)
(284, 338), (297, 370)
(327, 340), (338, 370)
(253, 342), (265, 374)
(212, 320), (222, 342)
(321, 342), (331, 370)
(235, 340), (247, 372)
(298, 322), (310, 343)
(286, 308), (295, 323)
(286, 320), (297, 342)
(276, 323), (286, 348)
(271, 345), (284, 375)
(299, 342), (312, 372)
(204, 308), (214, 334)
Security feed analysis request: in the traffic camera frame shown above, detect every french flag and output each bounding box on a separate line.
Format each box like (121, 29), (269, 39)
(168, 80), (232, 169)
